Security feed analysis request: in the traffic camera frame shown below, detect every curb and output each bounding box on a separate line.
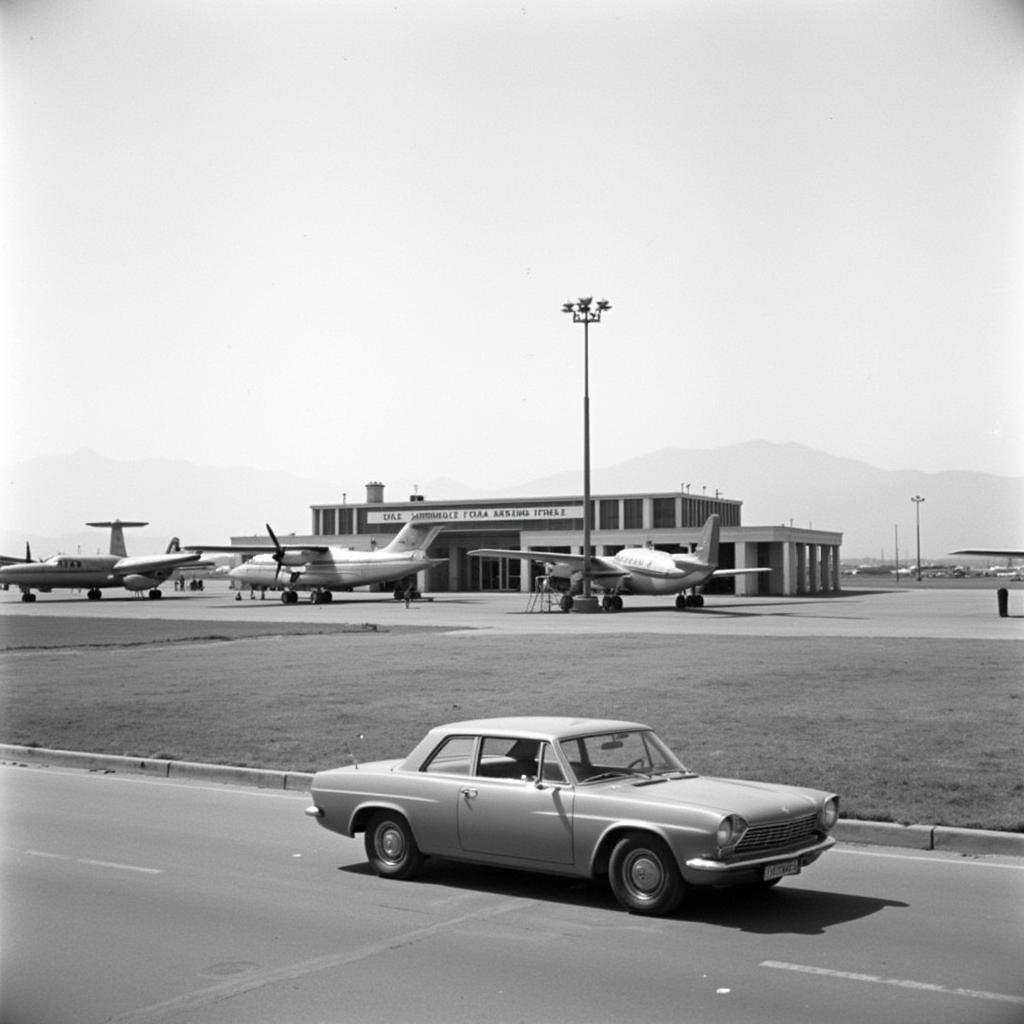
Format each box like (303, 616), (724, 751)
(3, 744), (1021, 858)
(0, 744), (314, 792)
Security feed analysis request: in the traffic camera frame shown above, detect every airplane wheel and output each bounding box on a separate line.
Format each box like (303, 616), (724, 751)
(693, 594), (704, 607)
(559, 595), (573, 612)
(322, 590), (333, 602)
(613, 595), (624, 610)
(149, 589), (162, 599)
(675, 595), (687, 610)
(21, 592), (36, 603)
(88, 589), (102, 600)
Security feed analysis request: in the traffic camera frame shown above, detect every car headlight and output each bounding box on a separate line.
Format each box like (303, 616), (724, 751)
(818, 796), (839, 831)
(715, 814), (748, 849)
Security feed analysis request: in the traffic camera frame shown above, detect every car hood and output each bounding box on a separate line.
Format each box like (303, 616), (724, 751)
(593, 774), (825, 824)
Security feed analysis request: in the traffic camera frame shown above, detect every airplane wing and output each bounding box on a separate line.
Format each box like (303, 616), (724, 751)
(113, 552), (203, 575)
(185, 543), (330, 555)
(708, 568), (773, 578)
(950, 548), (1024, 557)
(468, 548), (629, 581)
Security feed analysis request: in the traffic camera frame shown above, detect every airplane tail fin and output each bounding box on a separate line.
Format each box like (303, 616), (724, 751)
(384, 521), (444, 554)
(166, 537), (182, 554)
(693, 514), (720, 567)
(86, 520), (148, 557)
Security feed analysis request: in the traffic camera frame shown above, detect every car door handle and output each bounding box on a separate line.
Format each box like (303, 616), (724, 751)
(460, 788), (478, 799)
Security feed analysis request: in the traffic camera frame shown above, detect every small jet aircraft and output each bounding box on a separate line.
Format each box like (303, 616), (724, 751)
(469, 513), (770, 611)
(0, 521), (203, 602)
(187, 521), (446, 604)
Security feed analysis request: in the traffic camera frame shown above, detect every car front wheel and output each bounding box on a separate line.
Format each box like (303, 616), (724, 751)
(608, 832), (684, 916)
(364, 810), (424, 880)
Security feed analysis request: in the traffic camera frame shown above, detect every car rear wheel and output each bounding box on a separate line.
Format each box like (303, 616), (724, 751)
(364, 810), (424, 880)
(608, 832), (684, 916)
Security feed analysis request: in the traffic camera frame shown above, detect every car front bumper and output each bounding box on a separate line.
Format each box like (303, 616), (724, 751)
(682, 834), (836, 885)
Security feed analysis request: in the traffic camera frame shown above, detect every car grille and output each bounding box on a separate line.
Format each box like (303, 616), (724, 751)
(735, 813), (818, 854)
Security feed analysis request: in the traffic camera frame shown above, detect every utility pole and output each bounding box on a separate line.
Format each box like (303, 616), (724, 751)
(911, 495), (925, 582)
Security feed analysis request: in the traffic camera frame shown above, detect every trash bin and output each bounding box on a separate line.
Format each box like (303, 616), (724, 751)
(997, 587), (1009, 618)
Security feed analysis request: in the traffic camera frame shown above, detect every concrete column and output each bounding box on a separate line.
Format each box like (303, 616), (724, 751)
(734, 541), (753, 596)
(781, 541), (796, 596)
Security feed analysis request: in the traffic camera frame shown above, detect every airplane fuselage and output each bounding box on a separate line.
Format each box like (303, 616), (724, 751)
(0, 555), (122, 590)
(230, 549), (445, 591)
(608, 549), (714, 596)
(0, 554), (186, 598)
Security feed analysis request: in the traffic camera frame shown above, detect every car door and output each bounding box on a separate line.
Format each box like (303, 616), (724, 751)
(456, 738), (575, 865)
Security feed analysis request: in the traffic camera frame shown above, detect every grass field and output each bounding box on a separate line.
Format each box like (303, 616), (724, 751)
(1, 616), (1021, 832)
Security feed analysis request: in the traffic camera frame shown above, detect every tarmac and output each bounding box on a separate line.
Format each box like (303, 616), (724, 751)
(2, 581), (1021, 858)
(2, 577), (1023, 640)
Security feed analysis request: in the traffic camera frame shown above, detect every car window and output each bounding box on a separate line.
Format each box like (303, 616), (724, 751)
(422, 735), (476, 774)
(477, 736), (541, 779)
(559, 730), (686, 782)
(538, 742), (567, 783)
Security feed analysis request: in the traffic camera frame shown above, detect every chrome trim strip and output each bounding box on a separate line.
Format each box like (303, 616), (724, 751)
(686, 835), (835, 872)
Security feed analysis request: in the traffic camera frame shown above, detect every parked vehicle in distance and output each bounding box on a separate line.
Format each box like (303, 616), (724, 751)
(306, 717), (839, 915)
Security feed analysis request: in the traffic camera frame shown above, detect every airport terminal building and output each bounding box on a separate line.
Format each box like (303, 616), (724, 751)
(236, 482), (842, 598)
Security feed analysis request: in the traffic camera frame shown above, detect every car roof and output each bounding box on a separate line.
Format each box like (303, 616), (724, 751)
(430, 716), (650, 740)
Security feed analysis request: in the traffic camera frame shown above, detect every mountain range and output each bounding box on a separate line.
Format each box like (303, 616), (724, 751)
(2, 444), (1021, 562)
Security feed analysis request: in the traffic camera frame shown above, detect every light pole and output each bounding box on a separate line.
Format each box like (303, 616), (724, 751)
(562, 296), (611, 610)
(911, 495), (925, 581)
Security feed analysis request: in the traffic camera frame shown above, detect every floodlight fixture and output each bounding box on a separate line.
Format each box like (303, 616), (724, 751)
(561, 294), (612, 609)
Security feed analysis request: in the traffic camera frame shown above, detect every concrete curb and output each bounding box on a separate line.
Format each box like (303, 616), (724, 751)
(3, 744), (1021, 858)
(0, 744), (314, 792)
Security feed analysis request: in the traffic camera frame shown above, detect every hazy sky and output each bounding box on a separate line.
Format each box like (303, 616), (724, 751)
(4, 0), (1022, 492)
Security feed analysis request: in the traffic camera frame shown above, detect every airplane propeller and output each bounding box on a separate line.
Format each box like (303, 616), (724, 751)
(266, 523), (286, 582)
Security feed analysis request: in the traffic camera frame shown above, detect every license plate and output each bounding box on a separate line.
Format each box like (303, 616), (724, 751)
(763, 859), (800, 881)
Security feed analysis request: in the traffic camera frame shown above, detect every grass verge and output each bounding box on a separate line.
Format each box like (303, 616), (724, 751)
(2, 622), (1021, 831)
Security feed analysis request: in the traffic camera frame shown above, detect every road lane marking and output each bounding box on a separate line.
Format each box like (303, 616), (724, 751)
(26, 850), (163, 874)
(761, 961), (1024, 1006)
(835, 847), (1024, 870)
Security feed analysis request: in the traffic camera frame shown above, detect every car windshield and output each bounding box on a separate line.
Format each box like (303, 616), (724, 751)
(558, 730), (692, 784)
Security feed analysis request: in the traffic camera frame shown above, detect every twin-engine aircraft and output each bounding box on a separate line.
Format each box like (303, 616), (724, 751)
(470, 514), (770, 611)
(187, 521), (446, 604)
(0, 521), (202, 602)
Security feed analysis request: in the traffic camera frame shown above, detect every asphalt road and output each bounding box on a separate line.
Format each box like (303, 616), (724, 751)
(3, 764), (1022, 1024)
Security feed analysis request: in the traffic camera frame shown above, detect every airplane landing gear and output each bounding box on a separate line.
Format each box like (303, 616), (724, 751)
(280, 590), (300, 605)
(148, 589), (162, 599)
(310, 589), (333, 604)
(675, 593), (705, 610)
(20, 591), (36, 602)
(87, 588), (102, 600)
(601, 595), (624, 611)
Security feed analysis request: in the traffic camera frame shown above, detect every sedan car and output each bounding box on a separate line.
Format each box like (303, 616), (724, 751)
(305, 716), (839, 916)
